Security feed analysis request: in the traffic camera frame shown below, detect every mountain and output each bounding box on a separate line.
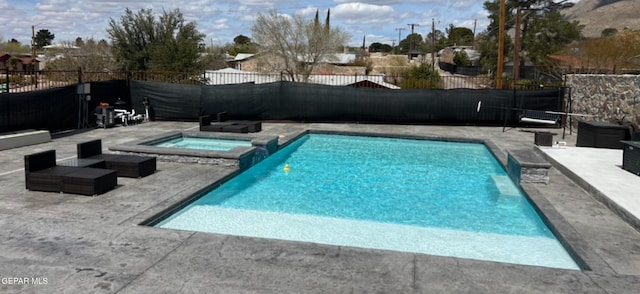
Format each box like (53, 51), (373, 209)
(563, 0), (640, 37)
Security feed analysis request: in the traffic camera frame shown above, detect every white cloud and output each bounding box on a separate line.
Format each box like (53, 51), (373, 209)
(333, 3), (396, 25)
(1, 0), (491, 47)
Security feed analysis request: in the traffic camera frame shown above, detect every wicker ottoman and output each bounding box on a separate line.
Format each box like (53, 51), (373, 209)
(239, 121), (262, 133)
(222, 124), (249, 133)
(105, 155), (157, 178)
(28, 166), (78, 192)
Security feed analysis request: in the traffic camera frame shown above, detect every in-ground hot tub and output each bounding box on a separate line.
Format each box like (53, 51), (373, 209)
(110, 131), (279, 170)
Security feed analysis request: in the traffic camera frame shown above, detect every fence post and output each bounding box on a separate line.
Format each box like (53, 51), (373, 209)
(77, 67), (83, 84)
(126, 68), (131, 89)
(4, 69), (8, 92)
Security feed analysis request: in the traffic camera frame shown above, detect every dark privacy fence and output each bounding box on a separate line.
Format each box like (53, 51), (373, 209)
(1, 80), (564, 133)
(130, 80), (564, 125)
(0, 80), (130, 133)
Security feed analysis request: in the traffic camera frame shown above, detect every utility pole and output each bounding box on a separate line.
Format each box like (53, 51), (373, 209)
(31, 25), (36, 66)
(407, 23), (420, 34)
(431, 19), (436, 68)
(407, 23), (420, 60)
(473, 19), (477, 44)
(513, 6), (522, 87)
(31, 25), (38, 89)
(395, 27), (405, 54)
(496, 0), (506, 89)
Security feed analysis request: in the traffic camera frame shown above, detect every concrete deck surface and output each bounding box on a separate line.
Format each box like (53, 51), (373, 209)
(1, 122), (639, 293)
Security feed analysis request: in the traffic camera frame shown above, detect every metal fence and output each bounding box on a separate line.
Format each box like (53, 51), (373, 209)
(1, 68), (563, 93)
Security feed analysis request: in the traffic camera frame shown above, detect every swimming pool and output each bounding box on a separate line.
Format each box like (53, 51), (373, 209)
(153, 133), (580, 270)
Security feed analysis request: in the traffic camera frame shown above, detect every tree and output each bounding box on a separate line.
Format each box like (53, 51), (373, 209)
(233, 35), (251, 45)
(446, 25), (474, 46)
(75, 37), (85, 47)
(398, 33), (423, 54)
(229, 34), (258, 55)
(453, 50), (472, 66)
(522, 9), (582, 77)
(565, 28), (640, 74)
(368, 42), (392, 53)
(107, 8), (205, 72)
(202, 44), (231, 70)
(0, 39), (30, 54)
(44, 38), (115, 72)
(251, 9), (350, 81)
(34, 29), (55, 48)
(480, 0), (582, 78)
(426, 29), (447, 52)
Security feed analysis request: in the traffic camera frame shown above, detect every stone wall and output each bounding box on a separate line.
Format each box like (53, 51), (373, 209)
(565, 74), (640, 128)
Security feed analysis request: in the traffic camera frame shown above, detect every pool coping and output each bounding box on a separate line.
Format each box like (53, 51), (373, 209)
(109, 130), (279, 169)
(134, 129), (599, 272)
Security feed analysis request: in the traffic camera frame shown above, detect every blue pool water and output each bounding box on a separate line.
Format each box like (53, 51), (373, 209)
(151, 136), (252, 151)
(156, 134), (580, 270)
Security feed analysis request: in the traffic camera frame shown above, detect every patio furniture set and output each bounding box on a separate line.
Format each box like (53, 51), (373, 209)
(199, 112), (262, 133)
(574, 120), (640, 176)
(24, 139), (156, 196)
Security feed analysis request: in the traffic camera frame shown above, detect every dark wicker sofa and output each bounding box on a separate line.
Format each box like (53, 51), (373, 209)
(199, 115), (236, 132)
(199, 113), (262, 133)
(25, 150), (117, 196)
(77, 139), (156, 178)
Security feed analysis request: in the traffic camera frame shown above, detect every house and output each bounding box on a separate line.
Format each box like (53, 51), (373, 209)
(205, 67), (399, 89)
(228, 52), (361, 75)
(0, 52), (10, 70)
(504, 58), (537, 79)
(204, 67), (278, 85)
(228, 53), (258, 71)
(0, 52), (39, 72)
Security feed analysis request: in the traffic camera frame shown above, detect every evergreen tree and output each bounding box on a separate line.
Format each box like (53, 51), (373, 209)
(34, 29), (55, 48)
(480, 0), (582, 77)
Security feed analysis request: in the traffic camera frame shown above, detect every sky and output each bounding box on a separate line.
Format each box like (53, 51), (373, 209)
(0, 0), (580, 48)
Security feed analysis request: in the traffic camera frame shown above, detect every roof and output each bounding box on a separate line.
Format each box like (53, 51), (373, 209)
(232, 52), (356, 65)
(18, 57), (37, 63)
(307, 74), (399, 89)
(234, 53), (255, 61)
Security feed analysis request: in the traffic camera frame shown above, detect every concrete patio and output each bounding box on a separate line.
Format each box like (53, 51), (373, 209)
(1, 121), (639, 293)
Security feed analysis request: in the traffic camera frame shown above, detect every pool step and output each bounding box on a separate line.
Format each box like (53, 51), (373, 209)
(491, 175), (520, 197)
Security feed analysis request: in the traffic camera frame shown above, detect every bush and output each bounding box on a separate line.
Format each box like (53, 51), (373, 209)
(401, 63), (441, 89)
(453, 50), (471, 66)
